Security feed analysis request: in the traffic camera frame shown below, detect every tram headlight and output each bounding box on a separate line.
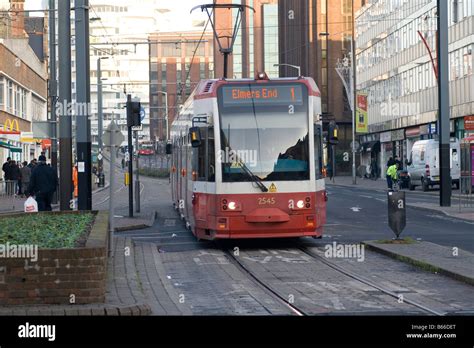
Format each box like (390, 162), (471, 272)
(221, 199), (242, 211)
(296, 200), (305, 209)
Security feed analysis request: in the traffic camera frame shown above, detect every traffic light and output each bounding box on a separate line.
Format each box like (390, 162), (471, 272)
(328, 121), (339, 145)
(127, 100), (141, 127)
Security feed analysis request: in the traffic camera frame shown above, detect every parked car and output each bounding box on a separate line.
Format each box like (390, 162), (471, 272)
(407, 139), (460, 191)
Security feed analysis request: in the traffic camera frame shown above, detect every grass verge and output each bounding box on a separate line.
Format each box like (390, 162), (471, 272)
(0, 213), (95, 249)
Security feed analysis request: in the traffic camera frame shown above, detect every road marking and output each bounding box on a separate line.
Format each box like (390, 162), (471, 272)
(350, 207), (362, 212)
(360, 195), (373, 199)
(375, 198), (385, 203)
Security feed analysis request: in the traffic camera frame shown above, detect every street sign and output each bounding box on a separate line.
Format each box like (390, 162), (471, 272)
(103, 121), (125, 147)
(387, 191), (406, 239)
(97, 153), (103, 161)
(140, 107), (146, 122)
(132, 125), (143, 131)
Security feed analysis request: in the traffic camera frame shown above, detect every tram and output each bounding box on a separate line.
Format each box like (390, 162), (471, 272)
(168, 73), (327, 240)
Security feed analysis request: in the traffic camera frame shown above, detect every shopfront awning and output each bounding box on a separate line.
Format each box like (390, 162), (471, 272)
(0, 141), (22, 153)
(360, 140), (380, 153)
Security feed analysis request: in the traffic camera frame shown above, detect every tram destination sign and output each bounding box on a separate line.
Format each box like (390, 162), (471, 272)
(220, 84), (304, 107)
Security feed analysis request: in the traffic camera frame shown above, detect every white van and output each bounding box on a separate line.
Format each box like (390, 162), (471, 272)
(407, 139), (460, 191)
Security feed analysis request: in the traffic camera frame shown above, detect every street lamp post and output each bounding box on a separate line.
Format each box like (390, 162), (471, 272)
(273, 63), (301, 77)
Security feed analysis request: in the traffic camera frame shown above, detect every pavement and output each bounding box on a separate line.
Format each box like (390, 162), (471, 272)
(326, 176), (474, 221)
(364, 240), (474, 286)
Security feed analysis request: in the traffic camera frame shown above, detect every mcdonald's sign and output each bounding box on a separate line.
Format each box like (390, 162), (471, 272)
(0, 119), (21, 135)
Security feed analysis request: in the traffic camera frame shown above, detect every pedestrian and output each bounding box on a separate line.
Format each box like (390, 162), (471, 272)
(394, 156), (402, 169)
(386, 161), (399, 191)
(28, 159), (37, 169)
(386, 157), (396, 168)
(2, 157), (11, 180)
(20, 161), (31, 196)
(9, 160), (21, 195)
(121, 157), (125, 169)
(27, 155), (58, 211)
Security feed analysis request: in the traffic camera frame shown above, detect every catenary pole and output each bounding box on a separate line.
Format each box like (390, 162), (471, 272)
(437, 0), (451, 206)
(75, 0), (92, 210)
(58, 0), (73, 210)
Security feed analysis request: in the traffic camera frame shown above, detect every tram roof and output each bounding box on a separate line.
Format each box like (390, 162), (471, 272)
(193, 77), (321, 100)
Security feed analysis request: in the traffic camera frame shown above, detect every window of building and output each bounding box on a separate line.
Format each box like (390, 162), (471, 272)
(161, 42), (181, 57)
(21, 89), (27, 118)
(186, 43), (205, 57)
(7, 80), (13, 113)
(342, 0), (351, 15)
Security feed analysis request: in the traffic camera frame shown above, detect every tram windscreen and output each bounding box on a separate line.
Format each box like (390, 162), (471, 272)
(218, 83), (310, 182)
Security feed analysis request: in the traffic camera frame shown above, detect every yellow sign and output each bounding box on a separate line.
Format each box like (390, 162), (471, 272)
(20, 132), (34, 144)
(124, 173), (130, 186)
(4, 119), (20, 132)
(269, 183), (277, 193)
(230, 162), (243, 169)
(356, 93), (368, 134)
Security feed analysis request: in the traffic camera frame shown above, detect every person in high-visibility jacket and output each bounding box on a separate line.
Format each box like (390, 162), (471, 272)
(386, 162), (399, 190)
(73, 165), (78, 198)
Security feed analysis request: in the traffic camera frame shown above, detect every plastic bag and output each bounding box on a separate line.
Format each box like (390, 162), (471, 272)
(24, 196), (38, 213)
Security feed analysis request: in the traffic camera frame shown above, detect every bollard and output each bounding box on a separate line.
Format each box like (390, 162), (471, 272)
(387, 191), (406, 239)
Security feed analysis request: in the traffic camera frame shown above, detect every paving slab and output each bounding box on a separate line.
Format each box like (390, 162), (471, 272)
(364, 240), (474, 286)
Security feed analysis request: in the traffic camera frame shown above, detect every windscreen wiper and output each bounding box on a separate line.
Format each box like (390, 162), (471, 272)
(237, 158), (269, 193)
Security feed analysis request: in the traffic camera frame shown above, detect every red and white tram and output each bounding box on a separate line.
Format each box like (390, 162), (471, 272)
(169, 74), (327, 240)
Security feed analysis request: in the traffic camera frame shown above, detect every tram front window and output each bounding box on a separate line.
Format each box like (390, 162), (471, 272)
(218, 83), (310, 182)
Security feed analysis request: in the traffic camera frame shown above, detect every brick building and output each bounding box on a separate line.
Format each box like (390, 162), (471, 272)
(0, 0), (48, 164)
(148, 32), (214, 142)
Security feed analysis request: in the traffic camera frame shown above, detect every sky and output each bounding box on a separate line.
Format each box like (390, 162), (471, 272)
(24, 0), (209, 32)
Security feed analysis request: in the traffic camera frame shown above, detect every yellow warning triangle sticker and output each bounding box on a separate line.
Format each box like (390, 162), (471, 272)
(269, 183), (277, 193)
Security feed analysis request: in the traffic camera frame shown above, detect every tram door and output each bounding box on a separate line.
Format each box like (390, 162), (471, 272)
(177, 137), (183, 211)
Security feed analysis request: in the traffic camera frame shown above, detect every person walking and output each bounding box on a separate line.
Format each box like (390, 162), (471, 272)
(386, 162), (399, 191)
(20, 161), (31, 196)
(9, 160), (21, 195)
(2, 157), (11, 180)
(27, 155), (58, 211)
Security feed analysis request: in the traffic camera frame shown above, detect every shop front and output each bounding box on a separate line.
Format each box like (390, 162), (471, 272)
(359, 133), (381, 178)
(380, 131), (392, 176)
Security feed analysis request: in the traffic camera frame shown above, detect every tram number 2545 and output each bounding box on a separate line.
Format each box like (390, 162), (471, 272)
(258, 197), (276, 205)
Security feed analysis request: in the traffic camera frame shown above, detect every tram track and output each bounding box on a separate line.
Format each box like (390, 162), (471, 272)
(297, 246), (447, 316)
(219, 242), (447, 316)
(223, 248), (308, 316)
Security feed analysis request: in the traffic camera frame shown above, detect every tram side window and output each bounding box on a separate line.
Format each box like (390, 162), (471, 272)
(194, 127), (216, 182)
(208, 130), (215, 182)
(314, 124), (324, 179)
